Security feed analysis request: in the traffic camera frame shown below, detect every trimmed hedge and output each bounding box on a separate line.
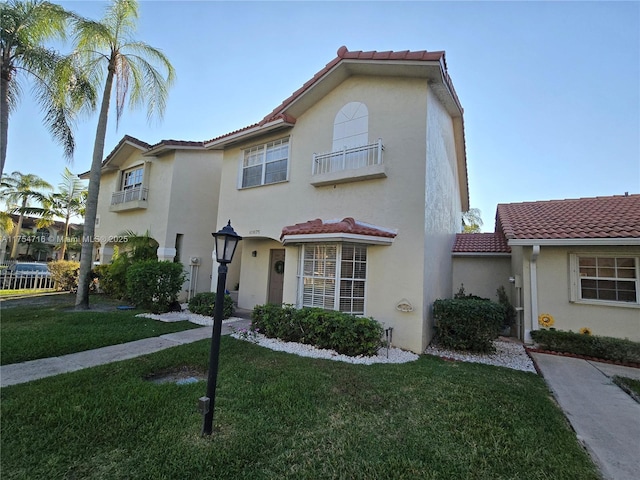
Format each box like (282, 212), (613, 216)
(125, 260), (186, 313)
(530, 329), (640, 364)
(188, 292), (234, 319)
(433, 298), (504, 353)
(251, 304), (383, 357)
(48, 260), (80, 291)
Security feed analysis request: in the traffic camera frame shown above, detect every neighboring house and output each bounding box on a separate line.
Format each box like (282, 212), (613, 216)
(1, 214), (82, 262)
(453, 194), (640, 342)
(80, 135), (223, 300)
(205, 46), (469, 353)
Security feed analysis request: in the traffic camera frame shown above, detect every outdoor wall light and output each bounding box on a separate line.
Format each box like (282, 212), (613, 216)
(252, 250), (257, 257)
(202, 220), (242, 436)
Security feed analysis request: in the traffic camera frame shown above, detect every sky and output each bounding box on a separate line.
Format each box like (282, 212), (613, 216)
(5, 0), (639, 231)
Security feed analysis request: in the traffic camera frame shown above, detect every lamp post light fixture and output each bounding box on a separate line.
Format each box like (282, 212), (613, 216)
(201, 220), (242, 436)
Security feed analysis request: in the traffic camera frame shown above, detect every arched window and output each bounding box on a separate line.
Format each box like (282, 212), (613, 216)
(332, 102), (369, 151)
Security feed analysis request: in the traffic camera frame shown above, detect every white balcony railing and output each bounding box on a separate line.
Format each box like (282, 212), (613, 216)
(111, 186), (149, 206)
(312, 139), (384, 176)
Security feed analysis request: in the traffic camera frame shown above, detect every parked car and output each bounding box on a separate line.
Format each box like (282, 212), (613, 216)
(1, 262), (53, 289)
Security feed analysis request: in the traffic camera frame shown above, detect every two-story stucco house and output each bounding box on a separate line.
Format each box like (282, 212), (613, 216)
(80, 135), (222, 300)
(205, 46), (469, 353)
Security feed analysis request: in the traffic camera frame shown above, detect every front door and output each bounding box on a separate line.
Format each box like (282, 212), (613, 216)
(267, 249), (285, 305)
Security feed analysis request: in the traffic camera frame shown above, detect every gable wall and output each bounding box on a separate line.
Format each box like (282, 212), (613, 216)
(217, 75), (435, 352)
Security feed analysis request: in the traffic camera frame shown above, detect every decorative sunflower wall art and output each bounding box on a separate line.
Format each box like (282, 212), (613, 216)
(579, 327), (593, 335)
(538, 313), (555, 328)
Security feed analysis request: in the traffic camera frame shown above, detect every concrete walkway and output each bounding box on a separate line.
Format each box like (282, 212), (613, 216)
(530, 352), (640, 480)
(0, 318), (251, 388)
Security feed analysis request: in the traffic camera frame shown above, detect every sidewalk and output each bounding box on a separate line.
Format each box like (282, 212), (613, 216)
(0, 317), (251, 388)
(530, 352), (640, 480)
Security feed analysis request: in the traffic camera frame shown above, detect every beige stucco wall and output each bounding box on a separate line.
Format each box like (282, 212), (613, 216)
(452, 255), (513, 301)
(95, 148), (222, 299)
(423, 87), (463, 348)
(216, 75), (465, 353)
(515, 245), (640, 342)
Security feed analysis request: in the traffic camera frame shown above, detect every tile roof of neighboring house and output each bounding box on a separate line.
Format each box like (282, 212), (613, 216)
(496, 194), (640, 240)
(452, 232), (511, 254)
(280, 217), (397, 240)
(9, 214), (82, 231)
(206, 45), (463, 145)
(452, 194), (640, 255)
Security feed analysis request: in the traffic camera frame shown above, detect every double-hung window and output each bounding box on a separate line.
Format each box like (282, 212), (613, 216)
(572, 255), (639, 304)
(241, 138), (289, 188)
(300, 243), (367, 315)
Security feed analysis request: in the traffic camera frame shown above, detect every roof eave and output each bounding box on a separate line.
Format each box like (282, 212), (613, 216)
(508, 238), (640, 247)
(205, 118), (295, 149)
(281, 232), (395, 246)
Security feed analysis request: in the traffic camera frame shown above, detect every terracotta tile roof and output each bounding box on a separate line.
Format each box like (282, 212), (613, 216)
(149, 139), (205, 149)
(103, 135), (151, 165)
(206, 45), (462, 145)
(452, 233), (511, 254)
(496, 194), (640, 240)
(280, 217), (397, 240)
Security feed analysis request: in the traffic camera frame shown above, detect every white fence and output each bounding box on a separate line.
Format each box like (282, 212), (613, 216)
(0, 261), (55, 290)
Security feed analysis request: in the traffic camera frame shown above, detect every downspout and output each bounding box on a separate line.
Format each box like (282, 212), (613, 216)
(526, 245), (540, 343)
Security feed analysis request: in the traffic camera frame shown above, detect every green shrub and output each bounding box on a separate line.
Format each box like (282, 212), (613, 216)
(48, 260), (80, 291)
(454, 284), (490, 301)
(125, 260), (186, 313)
(251, 304), (383, 357)
(188, 292), (234, 319)
(433, 298), (504, 353)
(530, 329), (640, 364)
(496, 285), (517, 329)
(251, 303), (300, 342)
(97, 255), (131, 299)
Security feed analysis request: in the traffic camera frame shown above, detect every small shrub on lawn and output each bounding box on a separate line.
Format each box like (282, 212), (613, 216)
(530, 329), (640, 364)
(48, 260), (80, 291)
(433, 298), (504, 353)
(188, 292), (234, 319)
(125, 260), (186, 313)
(251, 303), (299, 341)
(97, 255), (130, 299)
(251, 304), (383, 357)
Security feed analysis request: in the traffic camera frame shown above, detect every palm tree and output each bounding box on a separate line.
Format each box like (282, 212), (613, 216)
(0, 170), (52, 259)
(0, 0), (95, 178)
(37, 167), (87, 260)
(71, 0), (175, 309)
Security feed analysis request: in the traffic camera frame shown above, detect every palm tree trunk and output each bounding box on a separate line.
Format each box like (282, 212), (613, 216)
(60, 211), (70, 260)
(75, 63), (115, 309)
(0, 64), (10, 179)
(9, 199), (27, 259)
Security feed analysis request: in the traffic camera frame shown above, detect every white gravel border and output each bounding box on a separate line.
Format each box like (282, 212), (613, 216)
(230, 331), (419, 365)
(425, 340), (537, 373)
(137, 309), (534, 371)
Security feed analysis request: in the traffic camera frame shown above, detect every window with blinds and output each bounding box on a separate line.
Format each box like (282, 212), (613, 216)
(301, 243), (366, 314)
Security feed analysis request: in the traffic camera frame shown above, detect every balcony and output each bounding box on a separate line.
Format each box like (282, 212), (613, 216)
(109, 186), (149, 212)
(311, 139), (386, 187)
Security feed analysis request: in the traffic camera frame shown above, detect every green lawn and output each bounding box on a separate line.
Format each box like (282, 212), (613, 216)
(0, 295), (200, 365)
(613, 376), (640, 402)
(1, 337), (599, 479)
(0, 288), (57, 297)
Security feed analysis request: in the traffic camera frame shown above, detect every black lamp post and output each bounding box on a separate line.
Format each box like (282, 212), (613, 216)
(201, 220), (242, 436)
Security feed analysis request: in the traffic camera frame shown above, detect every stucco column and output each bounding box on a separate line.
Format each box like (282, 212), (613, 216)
(98, 245), (114, 264)
(157, 247), (177, 262)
